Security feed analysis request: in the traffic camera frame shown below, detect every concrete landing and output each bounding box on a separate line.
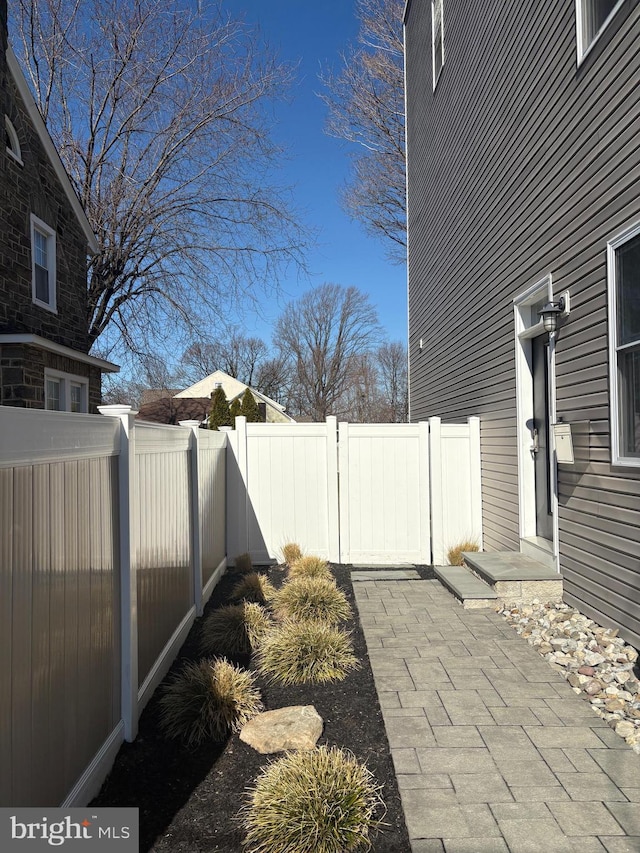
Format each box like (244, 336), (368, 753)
(351, 569), (422, 581)
(463, 551), (563, 604)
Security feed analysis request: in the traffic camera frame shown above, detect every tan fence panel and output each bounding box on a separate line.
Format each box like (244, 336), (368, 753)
(198, 429), (227, 589)
(0, 408), (120, 807)
(134, 424), (192, 686)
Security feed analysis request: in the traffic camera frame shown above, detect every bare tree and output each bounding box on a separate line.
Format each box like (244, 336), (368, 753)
(275, 283), (379, 421)
(320, 0), (405, 261)
(180, 328), (292, 403)
(13, 0), (307, 356)
(181, 330), (268, 386)
(377, 340), (408, 421)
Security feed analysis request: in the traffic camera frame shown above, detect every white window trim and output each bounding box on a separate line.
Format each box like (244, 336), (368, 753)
(30, 213), (57, 313)
(5, 115), (23, 165)
(44, 368), (89, 413)
(431, 0), (444, 90)
(608, 219), (640, 467)
(575, 0), (625, 64)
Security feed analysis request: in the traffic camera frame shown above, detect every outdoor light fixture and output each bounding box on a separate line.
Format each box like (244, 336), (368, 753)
(538, 296), (566, 334)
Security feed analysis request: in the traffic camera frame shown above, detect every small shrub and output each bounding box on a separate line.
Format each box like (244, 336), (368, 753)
(289, 555), (333, 581)
(241, 745), (384, 853)
(208, 386), (231, 431)
(159, 658), (262, 745)
(201, 602), (271, 657)
(231, 572), (277, 606)
(235, 552), (253, 573)
(446, 539), (480, 566)
(257, 620), (358, 686)
(281, 542), (303, 567)
(241, 388), (261, 422)
(273, 576), (351, 624)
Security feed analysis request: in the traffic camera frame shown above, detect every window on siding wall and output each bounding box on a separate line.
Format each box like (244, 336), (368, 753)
(609, 225), (640, 464)
(432, 0), (444, 88)
(45, 370), (88, 413)
(30, 214), (57, 312)
(576, 0), (624, 60)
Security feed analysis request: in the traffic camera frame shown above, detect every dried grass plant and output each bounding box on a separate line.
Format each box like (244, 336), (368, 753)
(241, 745), (384, 853)
(159, 658), (262, 745)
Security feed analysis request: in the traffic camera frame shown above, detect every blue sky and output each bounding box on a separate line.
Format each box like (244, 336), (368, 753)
(227, 0), (407, 345)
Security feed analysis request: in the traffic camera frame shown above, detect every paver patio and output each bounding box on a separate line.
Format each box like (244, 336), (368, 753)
(352, 574), (640, 853)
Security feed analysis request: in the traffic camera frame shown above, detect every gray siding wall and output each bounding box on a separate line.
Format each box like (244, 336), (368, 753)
(405, 0), (640, 647)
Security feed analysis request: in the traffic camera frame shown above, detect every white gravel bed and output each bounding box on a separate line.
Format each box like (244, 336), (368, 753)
(498, 599), (640, 754)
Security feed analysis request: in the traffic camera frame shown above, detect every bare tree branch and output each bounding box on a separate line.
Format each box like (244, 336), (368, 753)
(12, 0), (310, 356)
(320, 0), (405, 262)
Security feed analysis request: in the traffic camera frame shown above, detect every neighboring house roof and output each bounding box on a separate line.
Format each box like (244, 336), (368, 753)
(137, 396), (210, 425)
(175, 369), (292, 417)
(6, 47), (99, 254)
(140, 388), (181, 405)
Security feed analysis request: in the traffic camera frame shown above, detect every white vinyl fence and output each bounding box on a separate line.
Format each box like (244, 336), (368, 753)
(227, 416), (482, 566)
(1, 404), (481, 810)
(0, 406), (227, 809)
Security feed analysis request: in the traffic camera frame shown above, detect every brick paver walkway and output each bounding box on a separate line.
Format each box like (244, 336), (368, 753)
(353, 575), (640, 853)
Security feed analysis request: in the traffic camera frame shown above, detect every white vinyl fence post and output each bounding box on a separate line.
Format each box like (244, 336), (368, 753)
(429, 416), (444, 566)
(180, 420), (203, 616)
(418, 421), (432, 564)
(98, 404), (138, 742)
(325, 416), (340, 563)
(234, 416), (249, 559)
(468, 416), (483, 549)
(338, 421), (350, 565)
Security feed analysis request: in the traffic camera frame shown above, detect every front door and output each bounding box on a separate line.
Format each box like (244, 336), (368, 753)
(531, 335), (553, 540)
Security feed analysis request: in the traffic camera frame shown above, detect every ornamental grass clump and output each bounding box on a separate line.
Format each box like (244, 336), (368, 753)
(235, 552), (253, 573)
(159, 658), (262, 746)
(200, 602), (271, 657)
(288, 554), (333, 581)
(241, 745), (384, 853)
(446, 539), (480, 567)
(256, 620), (358, 686)
(273, 576), (351, 625)
(231, 573), (277, 606)
(281, 542), (303, 567)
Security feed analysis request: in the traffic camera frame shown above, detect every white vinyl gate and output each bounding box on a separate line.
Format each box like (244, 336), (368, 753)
(227, 416), (482, 567)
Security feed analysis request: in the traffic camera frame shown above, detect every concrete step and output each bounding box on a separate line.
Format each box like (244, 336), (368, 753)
(462, 551), (563, 604)
(434, 565), (497, 609)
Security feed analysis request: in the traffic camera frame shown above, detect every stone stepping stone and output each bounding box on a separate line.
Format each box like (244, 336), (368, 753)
(239, 705), (323, 754)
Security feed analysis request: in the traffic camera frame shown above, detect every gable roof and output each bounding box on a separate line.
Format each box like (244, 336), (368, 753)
(137, 396), (210, 425)
(6, 47), (99, 253)
(175, 369), (288, 413)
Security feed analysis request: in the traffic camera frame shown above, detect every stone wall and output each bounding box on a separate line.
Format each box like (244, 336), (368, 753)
(0, 49), (90, 354)
(0, 343), (101, 411)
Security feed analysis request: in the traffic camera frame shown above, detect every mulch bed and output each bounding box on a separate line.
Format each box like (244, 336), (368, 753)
(92, 563), (414, 852)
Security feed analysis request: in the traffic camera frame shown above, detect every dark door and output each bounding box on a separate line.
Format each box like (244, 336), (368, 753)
(531, 335), (553, 540)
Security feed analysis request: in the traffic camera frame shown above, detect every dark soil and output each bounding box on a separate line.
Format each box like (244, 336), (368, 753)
(92, 563), (413, 852)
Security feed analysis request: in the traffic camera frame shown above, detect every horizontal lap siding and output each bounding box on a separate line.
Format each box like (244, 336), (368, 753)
(406, 0), (640, 644)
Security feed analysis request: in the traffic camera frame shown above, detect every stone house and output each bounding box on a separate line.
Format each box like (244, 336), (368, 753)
(0, 0), (117, 412)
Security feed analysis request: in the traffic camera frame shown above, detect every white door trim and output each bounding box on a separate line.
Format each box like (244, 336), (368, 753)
(513, 276), (558, 566)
